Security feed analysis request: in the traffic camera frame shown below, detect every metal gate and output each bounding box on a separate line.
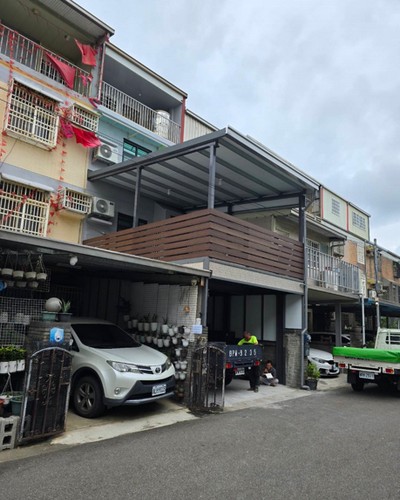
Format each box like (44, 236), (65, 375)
(188, 343), (225, 413)
(18, 347), (72, 444)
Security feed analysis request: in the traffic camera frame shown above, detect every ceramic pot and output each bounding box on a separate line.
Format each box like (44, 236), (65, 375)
(36, 272), (48, 282)
(182, 339), (189, 347)
(161, 324), (169, 334)
(13, 270), (24, 280)
(157, 338), (163, 348)
(163, 338), (170, 347)
(25, 271), (37, 281)
(151, 322), (158, 332)
(137, 322), (144, 331)
(132, 319), (138, 329)
(143, 323), (150, 332)
(1, 268), (13, 278)
(45, 297), (62, 312)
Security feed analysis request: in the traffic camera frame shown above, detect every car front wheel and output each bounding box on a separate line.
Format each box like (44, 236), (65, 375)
(72, 375), (105, 418)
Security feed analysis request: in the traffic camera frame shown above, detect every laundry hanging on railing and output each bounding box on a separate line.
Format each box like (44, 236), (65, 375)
(59, 118), (75, 139)
(45, 52), (76, 89)
(75, 40), (98, 66)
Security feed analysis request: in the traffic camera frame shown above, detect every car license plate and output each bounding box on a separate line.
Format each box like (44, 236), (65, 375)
(152, 383), (167, 396)
(359, 371), (375, 380)
(236, 368), (245, 376)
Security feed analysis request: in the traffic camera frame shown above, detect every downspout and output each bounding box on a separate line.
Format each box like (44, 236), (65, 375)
(299, 192), (310, 390)
(179, 97), (186, 143)
(132, 167), (142, 228)
(373, 238), (381, 330)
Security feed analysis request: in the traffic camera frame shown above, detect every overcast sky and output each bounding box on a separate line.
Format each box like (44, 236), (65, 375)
(77, 0), (400, 253)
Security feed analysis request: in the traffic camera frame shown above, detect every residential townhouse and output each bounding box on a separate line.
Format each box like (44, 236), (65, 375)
(1, 0), (400, 395)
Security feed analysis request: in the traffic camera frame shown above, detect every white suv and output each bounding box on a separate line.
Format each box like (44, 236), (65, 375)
(69, 319), (175, 418)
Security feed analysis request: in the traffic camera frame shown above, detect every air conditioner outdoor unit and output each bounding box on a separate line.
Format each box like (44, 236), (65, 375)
(90, 197), (115, 220)
(93, 141), (119, 164)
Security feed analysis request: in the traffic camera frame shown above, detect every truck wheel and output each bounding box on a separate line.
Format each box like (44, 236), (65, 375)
(225, 370), (234, 386)
(72, 375), (105, 418)
(351, 381), (364, 392)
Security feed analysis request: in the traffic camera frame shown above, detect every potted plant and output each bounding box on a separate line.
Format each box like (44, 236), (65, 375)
(131, 313), (139, 330)
(305, 362), (320, 390)
(15, 347), (27, 371)
(161, 316), (169, 334)
(59, 299), (72, 322)
(151, 313), (158, 333)
(143, 313), (150, 332)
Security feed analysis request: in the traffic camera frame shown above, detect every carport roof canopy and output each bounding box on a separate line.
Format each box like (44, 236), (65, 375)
(88, 127), (320, 214)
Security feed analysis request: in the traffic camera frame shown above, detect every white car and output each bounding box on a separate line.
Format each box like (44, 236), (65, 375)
(308, 348), (339, 377)
(69, 319), (175, 418)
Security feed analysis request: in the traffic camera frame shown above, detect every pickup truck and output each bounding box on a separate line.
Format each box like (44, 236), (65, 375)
(223, 344), (263, 385)
(333, 328), (400, 392)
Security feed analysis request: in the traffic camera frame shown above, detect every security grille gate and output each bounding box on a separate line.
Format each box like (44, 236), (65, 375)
(188, 343), (225, 413)
(18, 347), (72, 444)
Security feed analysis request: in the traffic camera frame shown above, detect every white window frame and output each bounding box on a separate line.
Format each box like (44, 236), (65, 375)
(5, 81), (59, 149)
(0, 179), (50, 236)
(70, 105), (99, 132)
(58, 188), (92, 215)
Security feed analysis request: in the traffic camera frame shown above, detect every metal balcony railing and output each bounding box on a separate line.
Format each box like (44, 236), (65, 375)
(0, 23), (91, 96)
(101, 82), (181, 144)
(307, 246), (360, 294)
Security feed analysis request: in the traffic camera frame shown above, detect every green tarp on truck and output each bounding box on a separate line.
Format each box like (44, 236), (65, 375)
(333, 347), (400, 363)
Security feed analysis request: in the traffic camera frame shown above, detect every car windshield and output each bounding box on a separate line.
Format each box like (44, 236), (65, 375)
(72, 323), (141, 349)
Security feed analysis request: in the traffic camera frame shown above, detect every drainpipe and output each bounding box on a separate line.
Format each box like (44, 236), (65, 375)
(373, 238), (381, 330)
(299, 192), (310, 390)
(179, 97), (186, 143)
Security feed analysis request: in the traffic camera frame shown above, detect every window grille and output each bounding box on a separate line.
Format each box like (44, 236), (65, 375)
(6, 82), (59, 148)
(58, 188), (92, 215)
(70, 105), (99, 132)
(0, 180), (50, 236)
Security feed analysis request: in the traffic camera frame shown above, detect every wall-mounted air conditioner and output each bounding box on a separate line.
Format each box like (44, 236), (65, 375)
(93, 140), (119, 164)
(89, 197), (115, 220)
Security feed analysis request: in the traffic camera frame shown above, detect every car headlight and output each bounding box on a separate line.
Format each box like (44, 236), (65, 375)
(107, 360), (141, 373)
(165, 358), (172, 370)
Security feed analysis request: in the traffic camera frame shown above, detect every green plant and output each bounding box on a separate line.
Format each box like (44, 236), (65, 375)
(0, 346), (25, 361)
(61, 299), (71, 313)
(143, 313), (150, 322)
(162, 316), (168, 324)
(152, 313), (158, 322)
(306, 362), (320, 379)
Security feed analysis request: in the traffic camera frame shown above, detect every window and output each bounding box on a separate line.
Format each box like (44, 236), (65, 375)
(6, 82), (59, 148)
(122, 139), (150, 161)
(117, 212), (147, 231)
(0, 179), (50, 236)
(331, 199), (340, 216)
(58, 188), (92, 215)
(70, 105), (99, 132)
(352, 212), (366, 231)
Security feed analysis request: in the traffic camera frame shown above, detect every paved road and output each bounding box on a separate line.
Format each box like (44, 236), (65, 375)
(1, 383), (399, 500)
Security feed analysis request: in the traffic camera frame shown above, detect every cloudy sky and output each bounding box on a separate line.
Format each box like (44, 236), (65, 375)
(77, 0), (400, 253)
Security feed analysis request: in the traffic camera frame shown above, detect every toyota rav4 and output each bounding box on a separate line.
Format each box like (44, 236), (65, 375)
(68, 319), (175, 418)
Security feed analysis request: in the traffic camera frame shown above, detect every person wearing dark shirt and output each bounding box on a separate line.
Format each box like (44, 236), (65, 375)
(260, 360), (279, 387)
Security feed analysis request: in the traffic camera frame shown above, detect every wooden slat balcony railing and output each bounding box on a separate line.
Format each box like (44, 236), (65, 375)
(0, 23), (92, 96)
(84, 209), (304, 280)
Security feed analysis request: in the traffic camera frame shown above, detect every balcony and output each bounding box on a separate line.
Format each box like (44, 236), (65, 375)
(0, 24), (92, 96)
(101, 82), (181, 144)
(307, 247), (360, 294)
(84, 209), (304, 280)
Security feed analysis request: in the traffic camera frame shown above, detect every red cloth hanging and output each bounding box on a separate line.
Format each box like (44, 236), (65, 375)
(60, 118), (75, 139)
(71, 126), (101, 148)
(45, 52), (76, 89)
(75, 40), (98, 66)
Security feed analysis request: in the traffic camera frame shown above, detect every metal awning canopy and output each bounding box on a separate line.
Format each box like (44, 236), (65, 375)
(0, 231), (210, 283)
(88, 127), (320, 214)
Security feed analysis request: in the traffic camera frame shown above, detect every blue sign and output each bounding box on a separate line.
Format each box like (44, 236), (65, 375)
(50, 327), (64, 343)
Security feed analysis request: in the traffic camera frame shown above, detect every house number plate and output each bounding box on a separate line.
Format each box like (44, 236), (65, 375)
(152, 383), (167, 396)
